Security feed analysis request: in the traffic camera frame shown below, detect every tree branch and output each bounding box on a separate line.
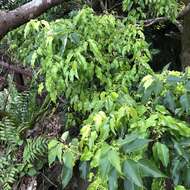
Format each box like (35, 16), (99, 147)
(178, 1), (190, 19)
(0, 61), (32, 77)
(144, 2), (190, 27)
(0, 0), (64, 39)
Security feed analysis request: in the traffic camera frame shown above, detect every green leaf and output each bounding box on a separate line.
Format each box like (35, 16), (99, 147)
(164, 91), (176, 112)
(175, 186), (186, 190)
(108, 149), (122, 174)
(48, 139), (59, 165)
(108, 168), (118, 190)
(38, 83), (44, 95)
(79, 161), (89, 179)
(88, 39), (105, 65)
(124, 179), (136, 190)
(122, 138), (150, 153)
(177, 122), (190, 137)
(48, 151), (56, 165)
(173, 141), (184, 156)
(88, 131), (98, 150)
(123, 159), (143, 187)
(185, 81), (190, 92)
(57, 143), (63, 162)
(100, 143), (111, 156)
(138, 159), (165, 178)
(70, 32), (80, 44)
(48, 139), (59, 149)
(99, 156), (111, 177)
(184, 166), (190, 187)
(100, 123), (110, 140)
(61, 165), (73, 188)
(167, 76), (182, 85)
(152, 143), (159, 163)
(141, 75), (154, 90)
(146, 114), (158, 128)
(180, 93), (190, 113)
(172, 158), (186, 185)
(172, 162), (180, 185)
(154, 142), (169, 167)
(117, 133), (138, 146)
(81, 147), (93, 161)
(163, 116), (190, 137)
(63, 151), (74, 169)
(27, 167), (37, 177)
(61, 131), (69, 142)
(60, 35), (67, 55)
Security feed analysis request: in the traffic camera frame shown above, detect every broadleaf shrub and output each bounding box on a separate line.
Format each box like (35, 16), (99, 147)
(2, 5), (190, 190)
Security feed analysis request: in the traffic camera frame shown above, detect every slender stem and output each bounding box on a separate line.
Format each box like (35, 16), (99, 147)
(39, 172), (58, 188)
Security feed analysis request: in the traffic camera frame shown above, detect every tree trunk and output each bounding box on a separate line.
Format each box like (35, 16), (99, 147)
(181, 0), (190, 69)
(0, 0), (63, 39)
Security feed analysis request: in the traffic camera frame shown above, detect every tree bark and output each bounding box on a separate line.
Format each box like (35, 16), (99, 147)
(0, 0), (63, 39)
(181, 0), (190, 69)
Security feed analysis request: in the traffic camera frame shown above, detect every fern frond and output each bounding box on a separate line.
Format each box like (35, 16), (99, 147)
(0, 156), (19, 190)
(9, 92), (33, 123)
(0, 88), (46, 145)
(0, 118), (21, 144)
(23, 136), (48, 163)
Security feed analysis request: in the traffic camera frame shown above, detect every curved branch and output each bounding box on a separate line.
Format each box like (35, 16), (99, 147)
(0, 0), (64, 39)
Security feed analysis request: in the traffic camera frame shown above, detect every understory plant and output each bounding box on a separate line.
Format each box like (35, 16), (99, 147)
(0, 81), (50, 190)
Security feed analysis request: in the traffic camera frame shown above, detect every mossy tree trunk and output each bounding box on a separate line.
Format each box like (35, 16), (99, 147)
(181, 0), (190, 69)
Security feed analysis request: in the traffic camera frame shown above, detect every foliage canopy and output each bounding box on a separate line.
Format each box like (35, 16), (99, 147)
(1, 1), (190, 190)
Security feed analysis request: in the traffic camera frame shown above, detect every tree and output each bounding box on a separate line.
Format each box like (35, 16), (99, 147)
(181, 0), (190, 69)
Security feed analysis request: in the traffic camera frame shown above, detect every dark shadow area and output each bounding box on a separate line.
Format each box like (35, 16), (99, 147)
(145, 23), (182, 72)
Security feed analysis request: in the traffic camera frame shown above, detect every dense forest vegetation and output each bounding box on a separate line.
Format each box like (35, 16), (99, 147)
(1, 0), (190, 189)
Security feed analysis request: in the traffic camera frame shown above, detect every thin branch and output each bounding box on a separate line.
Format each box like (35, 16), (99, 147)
(107, 2), (122, 11)
(40, 172), (58, 188)
(144, 17), (168, 27)
(115, 2), (190, 29)
(144, 2), (190, 27)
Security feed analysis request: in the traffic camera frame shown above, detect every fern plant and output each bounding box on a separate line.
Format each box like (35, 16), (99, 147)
(0, 83), (50, 190)
(0, 156), (20, 190)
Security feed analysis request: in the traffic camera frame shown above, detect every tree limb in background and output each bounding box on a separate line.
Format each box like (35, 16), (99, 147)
(0, 0), (64, 39)
(144, 1), (190, 27)
(0, 61), (32, 78)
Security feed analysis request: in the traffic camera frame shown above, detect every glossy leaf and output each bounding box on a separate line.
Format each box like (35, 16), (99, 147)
(108, 149), (122, 174)
(138, 159), (165, 178)
(61, 165), (73, 188)
(108, 168), (118, 190)
(153, 142), (169, 167)
(123, 159), (143, 187)
(122, 138), (150, 153)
